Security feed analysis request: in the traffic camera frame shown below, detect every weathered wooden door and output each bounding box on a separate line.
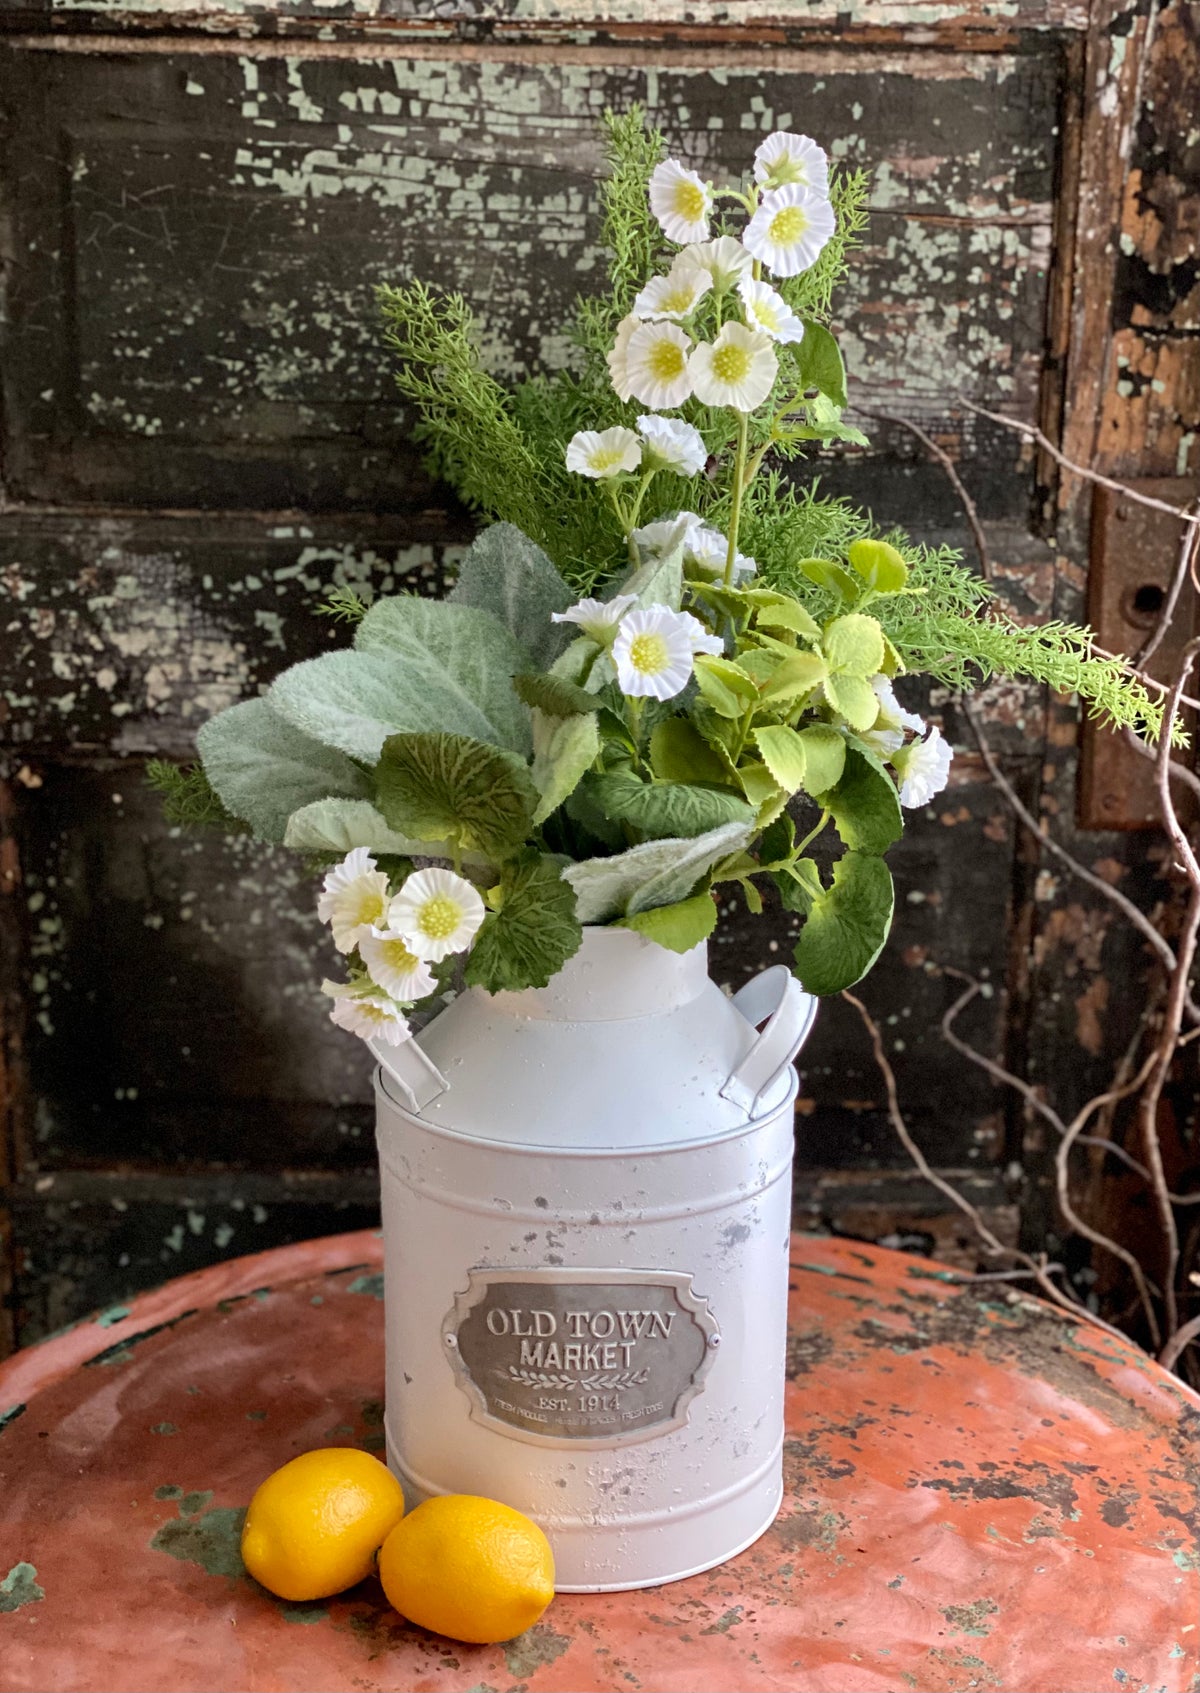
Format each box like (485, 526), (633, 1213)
(0, 0), (1195, 1353)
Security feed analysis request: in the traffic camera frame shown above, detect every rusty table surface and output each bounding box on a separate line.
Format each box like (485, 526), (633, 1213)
(1, 1232), (1198, 1693)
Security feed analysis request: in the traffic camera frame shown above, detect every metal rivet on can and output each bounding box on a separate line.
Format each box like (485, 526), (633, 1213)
(709, 1334), (721, 1348)
(444, 1333), (458, 1349)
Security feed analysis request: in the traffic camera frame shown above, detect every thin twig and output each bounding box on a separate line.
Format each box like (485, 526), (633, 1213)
(855, 408), (993, 581)
(1159, 1311), (1200, 1375)
(843, 989), (1133, 1345)
(961, 698), (1181, 982)
(959, 400), (1200, 528)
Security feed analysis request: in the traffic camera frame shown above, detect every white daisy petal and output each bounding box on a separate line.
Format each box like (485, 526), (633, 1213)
(550, 593), (638, 644)
(632, 265), (712, 321)
(607, 313), (639, 402)
(743, 184), (837, 279)
(636, 415), (709, 476)
(753, 131), (830, 194)
(316, 847), (392, 954)
(322, 978), (411, 1047)
(612, 604), (702, 700)
(632, 512), (704, 556)
(683, 525), (757, 583)
(357, 931), (437, 1003)
(680, 611), (724, 655)
(624, 321), (694, 410)
(675, 235), (753, 293)
(895, 726), (953, 809)
(737, 278), (806, 344)
(565, 426), (643, 479)
(388, 867), (487, 962)
(648, 158), (712, 245)
(873, 675), (926, 736)
(688, 322), (778, 413)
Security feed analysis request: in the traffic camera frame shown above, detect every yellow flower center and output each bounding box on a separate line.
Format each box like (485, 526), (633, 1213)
(768, 205), (809, 245)
(417, 895), (461, 940)
(647, 339), (687, 381)
(379, 937), (420, 973)
(750, 300), (780, 333)
(350, 887), (387, 927)
(591, 446), (625, 472)
(765, 156), (810, 188)
(663, 281), (698, 312)
(712, 343), (753, 384)
(673, 181), (707, 222)
(629, 633), (670, 675)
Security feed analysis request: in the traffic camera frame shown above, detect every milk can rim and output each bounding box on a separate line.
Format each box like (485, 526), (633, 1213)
(373, 1061), (798, 1157)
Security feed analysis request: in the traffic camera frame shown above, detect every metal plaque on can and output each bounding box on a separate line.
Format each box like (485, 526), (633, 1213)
(442, 1268), (720, 1447)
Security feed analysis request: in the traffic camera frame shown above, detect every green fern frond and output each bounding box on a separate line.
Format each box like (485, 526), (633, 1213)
(316, 584), (373, 625)
(145, 761), (244, 830)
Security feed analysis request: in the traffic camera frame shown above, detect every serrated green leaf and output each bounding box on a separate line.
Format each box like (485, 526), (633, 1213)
(650, 718), (731, 786)
(824, 672), (880, 733)
(581, 770), (754, 840)
(821, 745), (903, 854)
(692, 658), (747, 718)
(531, 710), (600, 826)
(759, 813), (795, 864)
(824, 614), (886, 678)
(752, 725), (808, 795)
(755, 600), (821, 641)
(799, 558), (859, 602)
(793, 321), (848, 407)
(619, 892), (717, 954)
(448, 522), (575, 669)
(774, 856), (824, 915)
(463, 850), (582, 992)
(515, 672), (601, 717)
(563, 821), (755, 922)
(796, 724), (847, 794)
(847, 538), (909, 595)
(737, 760), (785, 811)
(283, 797), (445, 858)
(375, 732), (537, 860)
(196, 698), (371, 843)
(759, 651), (827, 706)
(793, 852), (894, 994)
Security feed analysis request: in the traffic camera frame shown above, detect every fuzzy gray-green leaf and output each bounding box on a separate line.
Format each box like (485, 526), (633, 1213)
(197, 699), (371, 844)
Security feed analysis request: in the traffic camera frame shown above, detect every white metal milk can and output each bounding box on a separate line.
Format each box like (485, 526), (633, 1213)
(371, 926), (816, 1591)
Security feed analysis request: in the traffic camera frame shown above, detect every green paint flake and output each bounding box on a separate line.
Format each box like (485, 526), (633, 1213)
(502, 1625), (571, 1679)
(279, 1602), (330, 1626)
(152, 1422), (178, 1436)
(0, 1405), (26, 1436)
(154, 1484), (184, 1501)
(151, 1505), (247, 1580)
(700, 1606), (744, 1635)
(180, 1491), (213, 1518)
(96, 1305), (131, 1327)
(905, 1266), (959, 1283)
(0, 1564), (44, 1614)
(246, 1410), (267, 1422)
(347, 1273), (384, 1299)
(942, 1597), (999, 1638)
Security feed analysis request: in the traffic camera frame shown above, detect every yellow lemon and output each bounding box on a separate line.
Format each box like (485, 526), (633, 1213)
(241, 1447), (405, 1601)
(377, 1494), (555, 1644)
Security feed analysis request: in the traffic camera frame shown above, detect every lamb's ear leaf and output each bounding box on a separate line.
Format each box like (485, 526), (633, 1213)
(196, 698), (370, 843)
(283, 797), (448, 859)
(562, 820), (754, 923)
(449, 523), (576, 670)
(375, 731), (537, 861)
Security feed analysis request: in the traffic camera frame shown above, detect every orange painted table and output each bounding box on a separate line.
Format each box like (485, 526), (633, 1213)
(1, 1231), (1198, 1693)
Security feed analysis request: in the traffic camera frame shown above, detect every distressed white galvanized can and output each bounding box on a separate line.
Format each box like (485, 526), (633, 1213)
(371, 926), (816, 1591)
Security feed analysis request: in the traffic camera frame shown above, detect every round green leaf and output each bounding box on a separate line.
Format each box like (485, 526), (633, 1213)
(821, 746), (903, 854)
(375, 732), (537, 860)
(847, 539), (909, 595)
(793, 852), (895, 994)
(463, 850), (582, 992)
(619, 892), (717, 954)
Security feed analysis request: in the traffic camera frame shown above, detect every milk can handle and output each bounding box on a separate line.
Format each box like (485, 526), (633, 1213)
(721, 966), (817, 1116)
(369, 1034), (449, 1115)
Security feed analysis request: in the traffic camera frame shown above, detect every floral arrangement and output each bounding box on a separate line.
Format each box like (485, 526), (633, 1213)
(150, 110), (1163, 1052)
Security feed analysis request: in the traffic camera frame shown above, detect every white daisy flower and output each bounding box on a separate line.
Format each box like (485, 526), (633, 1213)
(607, 313), (639, 403)
(613, 604), (721, 699)
(389, 867), (486, 962)
(624, 320), (694, 410)
(743, 184), (837, 278)
(317, 847), (392, 955)
(322, 978), (411, 1047)
(894, 726), (953, 809)
(633, 511), (704, 555)
(357, 930), (437, 1003)
(689, 322), (778, 413)
(737, 278), (806, 344)
(565, 427), (643, 480)
(676, 235), (753, 293)
(648, 158), (712, 245)
(753, 131), (830, 195)
(632, 265), (712, 321)
(551, 593), (638, 644)
(637, 415), (708, 476)
(684, 525), (757, 582)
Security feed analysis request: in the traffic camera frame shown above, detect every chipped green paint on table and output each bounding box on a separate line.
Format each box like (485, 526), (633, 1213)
(0, 1232), (1197, 1693)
